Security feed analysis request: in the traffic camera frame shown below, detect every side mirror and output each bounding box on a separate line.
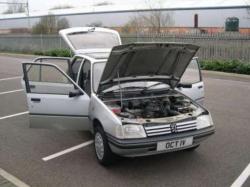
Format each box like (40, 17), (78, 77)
(69, 89), (83, 98)
(177, 83), (192, 88)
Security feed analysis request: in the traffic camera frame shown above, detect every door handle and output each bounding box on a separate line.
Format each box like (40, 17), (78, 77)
(31, 98), (41, 102)
(198, 85), (203, 89)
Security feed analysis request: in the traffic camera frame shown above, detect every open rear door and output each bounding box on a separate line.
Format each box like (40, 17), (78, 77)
(22, 62), (90, 130)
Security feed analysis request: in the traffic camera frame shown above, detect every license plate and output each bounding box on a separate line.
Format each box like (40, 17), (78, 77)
(157, 137), (193, 151)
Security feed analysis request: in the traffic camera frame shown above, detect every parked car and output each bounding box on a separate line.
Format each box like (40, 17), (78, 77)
(22, 27), (215, 165)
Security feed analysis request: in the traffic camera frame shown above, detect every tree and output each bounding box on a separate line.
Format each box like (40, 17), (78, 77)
(121, 15), (146, 34)
(32, 15), (70, 34)
(246, 1), (250, 19)
(121, 0), (174, 34)
(3, 0), (26, 14)
(57, 18), (70, 31)
(141, 11), (173, 33)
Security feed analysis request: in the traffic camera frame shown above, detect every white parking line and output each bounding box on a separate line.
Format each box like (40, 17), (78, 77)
(0, 89), (24, 95)
(231, 163), (250, 187)
(0, 111), (28, 120)
(0, 76), (22, 82)
(42, 140), (94, 161)
(0, 168), (30, 187)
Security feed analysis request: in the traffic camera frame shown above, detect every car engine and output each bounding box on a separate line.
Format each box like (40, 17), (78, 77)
(105, 94), (196, 119)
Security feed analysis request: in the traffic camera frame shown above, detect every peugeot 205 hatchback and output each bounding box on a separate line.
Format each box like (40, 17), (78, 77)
(22, 27), (215, 165)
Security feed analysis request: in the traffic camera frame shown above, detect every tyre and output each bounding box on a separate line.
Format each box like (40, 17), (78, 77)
(185, 144), (200, 151)
(94, 125), (114, 166)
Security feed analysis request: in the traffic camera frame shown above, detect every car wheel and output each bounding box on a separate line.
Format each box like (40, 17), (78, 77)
(94, 125), (114, 166)
(185, 145), (200, 151)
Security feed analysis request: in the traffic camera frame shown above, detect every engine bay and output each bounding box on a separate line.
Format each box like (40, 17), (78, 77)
(104, 92), (198, 119)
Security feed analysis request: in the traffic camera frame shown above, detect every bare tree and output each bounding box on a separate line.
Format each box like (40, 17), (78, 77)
(121, 15), (146, 34)
(32, 15), (70, 34)
(121, 0), (174, 34)
(57, 18), (70, 30)
(3, 0), (26, 14)
(246, 1), (250, 19)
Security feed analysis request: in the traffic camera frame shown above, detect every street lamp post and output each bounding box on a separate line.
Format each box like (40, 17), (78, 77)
(26, 0), (30, 30)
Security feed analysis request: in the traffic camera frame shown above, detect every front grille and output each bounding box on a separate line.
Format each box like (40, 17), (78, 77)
(144, 120), (197, 137)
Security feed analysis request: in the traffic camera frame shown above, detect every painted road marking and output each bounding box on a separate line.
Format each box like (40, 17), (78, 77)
(0, 168), (30, 187)
(231, 163), (250, 187)
(0, 111), (28, 120)
(42, 140), (94, 161)
(0, 76), (22, 82)
(0, 89), (24, 95)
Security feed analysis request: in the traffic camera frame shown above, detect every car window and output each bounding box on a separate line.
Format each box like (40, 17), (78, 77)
(71, 57), (83, 81)
(34, 58), (70, 75)
(26, 64), (75, 95)
(67, 31), (120, 50)
(81, 60), (91, 96)
(180, 59), (201, 84)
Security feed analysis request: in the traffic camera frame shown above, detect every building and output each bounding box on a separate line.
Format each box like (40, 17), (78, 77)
(0, 0), (249, 34)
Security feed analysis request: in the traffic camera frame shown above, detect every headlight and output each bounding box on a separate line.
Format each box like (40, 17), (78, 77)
(196, 114), (214, 129)
(115, 124), (146, 139)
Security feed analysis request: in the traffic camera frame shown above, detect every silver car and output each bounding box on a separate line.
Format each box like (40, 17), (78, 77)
(22, 27), (215, 165)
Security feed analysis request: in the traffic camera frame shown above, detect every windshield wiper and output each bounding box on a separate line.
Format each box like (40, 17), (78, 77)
(140, 82), (168, 94)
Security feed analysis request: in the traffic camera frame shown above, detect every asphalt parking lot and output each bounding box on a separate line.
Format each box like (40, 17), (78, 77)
(0, 54), (249, 187)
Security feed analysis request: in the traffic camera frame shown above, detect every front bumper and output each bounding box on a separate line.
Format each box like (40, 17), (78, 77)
(107, 125), (215, 157)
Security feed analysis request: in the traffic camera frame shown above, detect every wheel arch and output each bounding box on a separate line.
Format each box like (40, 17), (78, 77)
(93, 118), (104, 132)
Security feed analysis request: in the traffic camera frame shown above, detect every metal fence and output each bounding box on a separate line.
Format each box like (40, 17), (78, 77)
(122, 33), (250, 61)
(0, 33), (250, 61)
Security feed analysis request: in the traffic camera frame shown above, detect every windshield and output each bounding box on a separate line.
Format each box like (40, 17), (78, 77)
(67, 31), (120, 50)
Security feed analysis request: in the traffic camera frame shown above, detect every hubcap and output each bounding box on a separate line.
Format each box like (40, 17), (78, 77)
(95, 132), (104, 160)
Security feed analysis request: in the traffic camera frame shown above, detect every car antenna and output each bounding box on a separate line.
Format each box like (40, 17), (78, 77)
(117, 71), (123, 108)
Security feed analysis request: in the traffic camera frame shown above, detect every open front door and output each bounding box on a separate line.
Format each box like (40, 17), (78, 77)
(177, 58), (205, 105)
(22, 62), (90, 130)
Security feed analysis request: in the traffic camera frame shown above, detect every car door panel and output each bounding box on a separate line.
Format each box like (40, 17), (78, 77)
(22, 62), (90, 131)
(27, 94), (89, 115)
(28, 81), (74, 94)
(30, 115), (90, 130)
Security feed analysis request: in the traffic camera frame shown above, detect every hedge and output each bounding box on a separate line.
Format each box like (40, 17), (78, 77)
(200, 60), (250, 75)
(34, 49), (71, 57)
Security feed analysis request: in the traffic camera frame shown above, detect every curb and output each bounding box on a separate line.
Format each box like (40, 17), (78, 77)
(0, 53), (37, 59)
(202, 70), (250, 82)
